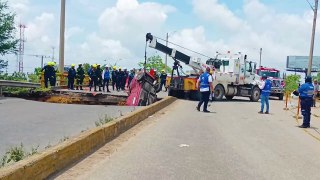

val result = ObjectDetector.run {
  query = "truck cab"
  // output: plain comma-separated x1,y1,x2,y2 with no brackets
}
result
256,67,284,100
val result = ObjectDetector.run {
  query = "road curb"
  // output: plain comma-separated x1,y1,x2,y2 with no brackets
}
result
0,96,176,180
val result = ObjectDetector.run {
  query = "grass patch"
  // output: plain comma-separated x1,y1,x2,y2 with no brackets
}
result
95,115,114,127
0,143,39,168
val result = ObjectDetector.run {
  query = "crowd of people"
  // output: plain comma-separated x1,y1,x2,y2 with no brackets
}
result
86,64,136,92
42,62,168,93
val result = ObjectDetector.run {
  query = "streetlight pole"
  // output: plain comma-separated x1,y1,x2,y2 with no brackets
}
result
165,32,168,72
259,48,262,67
307,0,318,76
59,0,66,73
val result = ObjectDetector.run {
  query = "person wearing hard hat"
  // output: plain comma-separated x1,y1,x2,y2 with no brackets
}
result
122,67,128,90
42,62,55,88
76,63,85,90
50,62,57,87
159,69,167,92
96,64,103,91
102,65,111,92
111,66,118,91
117,67,123,91
67,64,77,90
89,64,98,91
258,74,272,114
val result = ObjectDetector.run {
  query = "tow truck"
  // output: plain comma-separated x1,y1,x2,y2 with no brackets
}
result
146,33,262,101
256,66,284,100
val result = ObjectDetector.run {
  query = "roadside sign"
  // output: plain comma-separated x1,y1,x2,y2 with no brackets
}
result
286,56,320,71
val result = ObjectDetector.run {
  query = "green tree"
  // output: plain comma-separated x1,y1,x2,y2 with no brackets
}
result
83,63,90,74
312,72,320,82
0,1,18,55
284,74,300,95
27,67,42,83
0,1,17,75
0,59,8,74
138,55,171,72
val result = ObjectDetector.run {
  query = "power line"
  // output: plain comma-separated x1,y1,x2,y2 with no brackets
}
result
306,0,315,10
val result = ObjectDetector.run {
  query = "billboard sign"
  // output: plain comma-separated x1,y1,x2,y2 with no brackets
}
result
286,56,320,70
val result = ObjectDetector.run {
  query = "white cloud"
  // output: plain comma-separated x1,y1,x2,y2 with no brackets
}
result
98,0,175,40
65,33,132,66
192,0,248,31
8,0,30,17
66,27,84,41
190,0,316,70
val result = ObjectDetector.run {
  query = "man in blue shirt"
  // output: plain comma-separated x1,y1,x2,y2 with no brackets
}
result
258,74,272,114
296,76,314,128
196,67,214,113
102,65,111,92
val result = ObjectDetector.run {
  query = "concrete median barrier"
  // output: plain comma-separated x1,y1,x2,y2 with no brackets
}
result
0,96,176,180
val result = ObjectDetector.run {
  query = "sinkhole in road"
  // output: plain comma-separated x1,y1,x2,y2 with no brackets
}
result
26,91,128,106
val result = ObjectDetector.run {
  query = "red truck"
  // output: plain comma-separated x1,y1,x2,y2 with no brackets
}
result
256,66,284,100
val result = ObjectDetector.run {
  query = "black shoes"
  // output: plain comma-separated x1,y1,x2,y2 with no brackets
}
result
265,111,269,114
203,110,210,113
258,111,263,114
196,106,200,111
298,125,310,128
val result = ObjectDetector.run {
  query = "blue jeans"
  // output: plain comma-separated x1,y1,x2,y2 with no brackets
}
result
260,95,269,112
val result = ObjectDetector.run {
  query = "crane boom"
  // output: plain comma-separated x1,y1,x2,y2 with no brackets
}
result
146,33,205,73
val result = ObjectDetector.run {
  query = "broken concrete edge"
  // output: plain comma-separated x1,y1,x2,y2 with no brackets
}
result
0,96,177,180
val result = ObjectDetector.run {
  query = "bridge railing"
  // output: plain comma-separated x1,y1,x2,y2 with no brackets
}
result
0,80,41,96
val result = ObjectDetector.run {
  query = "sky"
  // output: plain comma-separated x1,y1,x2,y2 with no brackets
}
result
2,0,320,74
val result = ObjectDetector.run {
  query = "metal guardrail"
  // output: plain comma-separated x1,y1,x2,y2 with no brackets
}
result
0,80,41,96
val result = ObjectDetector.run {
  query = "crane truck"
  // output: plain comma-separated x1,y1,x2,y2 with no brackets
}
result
146,33,262,102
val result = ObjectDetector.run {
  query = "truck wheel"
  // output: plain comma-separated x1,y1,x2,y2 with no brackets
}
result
214,85,225,101
278,93,284,100
138,99,147,106
168,89,175,97
250,86,260,102
190,91,200,101
225,95,234,100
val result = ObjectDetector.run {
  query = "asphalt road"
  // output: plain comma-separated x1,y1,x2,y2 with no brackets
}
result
55,97,320,180
0,97,138,156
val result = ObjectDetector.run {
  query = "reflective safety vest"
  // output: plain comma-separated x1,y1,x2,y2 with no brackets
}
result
262,79,272,96
299,83,314,98
200,72,210,89
104,70,110,80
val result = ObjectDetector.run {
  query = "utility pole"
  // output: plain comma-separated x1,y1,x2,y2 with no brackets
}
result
41,56,44,68
307,0,318,76
52,46,55,61
18,24,26,73
259,48,262,67
59,0,66,73
165,32,168,72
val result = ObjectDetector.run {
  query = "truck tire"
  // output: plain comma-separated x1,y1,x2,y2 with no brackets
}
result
168,89,175,97
214,85,225,101
190,91,200,101
250,86,260,102
225,95,234,100
278,93,284,100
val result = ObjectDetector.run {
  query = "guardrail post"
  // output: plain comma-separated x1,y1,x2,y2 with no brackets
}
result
0,86,2,97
